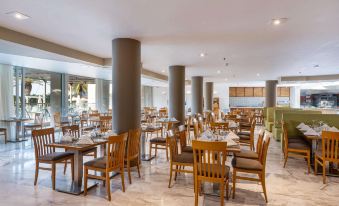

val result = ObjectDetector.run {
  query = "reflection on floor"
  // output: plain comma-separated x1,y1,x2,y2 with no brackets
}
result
0,128,338,206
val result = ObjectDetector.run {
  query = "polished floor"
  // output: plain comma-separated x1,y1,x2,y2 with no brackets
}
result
0,129,338,206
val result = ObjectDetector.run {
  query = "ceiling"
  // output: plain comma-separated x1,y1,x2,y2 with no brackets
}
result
1,0,339,83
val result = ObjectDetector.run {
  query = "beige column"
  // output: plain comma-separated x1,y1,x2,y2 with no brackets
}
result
265,80,278,107
168,66,185,124
205,82,213,111
192,76,203,115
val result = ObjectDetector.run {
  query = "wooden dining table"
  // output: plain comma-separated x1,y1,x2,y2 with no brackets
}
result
47,137,107,195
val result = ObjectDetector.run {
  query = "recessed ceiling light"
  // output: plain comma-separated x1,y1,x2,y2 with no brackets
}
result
200,53,206,57
313,64,320,68
272,18,288,26
161,70,165,73
256,73,260,77
6,11,30,20
217,70,221,74
224,78,228,81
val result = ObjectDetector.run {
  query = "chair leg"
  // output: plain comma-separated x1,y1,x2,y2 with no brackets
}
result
314,157,318,175
149,143,152,158
174,165,178,181
84,167,88,196
121,167,126,192
168,163,173,188
220,182,225,206
322,162,326,184
194,177,198,206
136,159,141,178
232,170,236,199
106,171,111,201
34,162,39,185
166,143,169,161
63,161,67,175
155,145,158,157
307,152,310,174
226,178,229,200
260,172,268,203
283,154,288,168
127,160,132,184
52,163,56,190
71,157,74,181
94,150,97,158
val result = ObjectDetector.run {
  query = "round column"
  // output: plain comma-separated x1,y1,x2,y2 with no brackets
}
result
205,82,213,111
168,65,185,124
112,38,141,134
265,80,278,107
192,76,203,115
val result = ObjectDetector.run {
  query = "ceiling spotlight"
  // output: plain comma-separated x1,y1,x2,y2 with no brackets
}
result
272,18,288,26
225,63,229,67
161,70,165,73
217,70,221,74
313,64,320,68
256,73,260,77
200,53,206,57
6,11,30,20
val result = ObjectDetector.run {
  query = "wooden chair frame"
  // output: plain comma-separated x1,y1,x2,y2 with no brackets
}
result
315,131,339,184
232,132,271,203
84,133,128,201
0,128,7,144
125,128,141,184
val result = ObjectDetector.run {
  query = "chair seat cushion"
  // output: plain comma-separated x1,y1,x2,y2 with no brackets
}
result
24,123,42,127
0,128,6,131
237,131,250,136
198,163,230,178
173,152,194,164
238,135,250,140
84,157,107,169
39,152,73,161
234,150,258,159
288,142,310,150
232,157,263,171
150,137,166,143
182,146,193,153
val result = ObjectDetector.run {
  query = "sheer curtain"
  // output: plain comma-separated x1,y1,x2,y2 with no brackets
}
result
95,79,110,113
0,64,15,140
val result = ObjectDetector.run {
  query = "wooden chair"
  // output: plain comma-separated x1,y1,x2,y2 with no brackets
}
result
32,128,74,190
149,123,170,160
84,133,128,201
168,130,194,188
53,112,69,130
192,118,200,139
0,128,7,144
125,128,141,184
89,113,100,127
315,131,339,184
282,122,311,173
234,128,265,160
192,140,230,206
238,119,256,150
210,122,229,133
61,125,97,174
232,131,271,203
24,113,43,138
99,116,112,133
178,125,192,153
198,116,204,134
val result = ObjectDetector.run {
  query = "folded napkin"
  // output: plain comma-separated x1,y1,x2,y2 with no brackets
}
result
300,124,310,132
225,138,238,147
201,130,214,139
229,121,237,128
227,131,239,140
329,126,339,132
61,134,73,142
296,122,306,129
76,136,94,144
304,128,319,136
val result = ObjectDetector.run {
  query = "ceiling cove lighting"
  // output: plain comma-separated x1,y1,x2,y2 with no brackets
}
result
6,11,30,20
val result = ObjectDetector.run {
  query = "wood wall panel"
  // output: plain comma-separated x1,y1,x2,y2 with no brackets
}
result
229,87,237,97
236,87,245,96
253,87,263,97
229,87,290,97
244,87,254,97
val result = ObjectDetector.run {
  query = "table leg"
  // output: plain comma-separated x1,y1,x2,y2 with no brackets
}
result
56,150,97,195
7,121,27,143
140,132,155,161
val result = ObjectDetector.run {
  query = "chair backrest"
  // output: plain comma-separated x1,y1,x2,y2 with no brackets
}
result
34,113,44,124
89,113,100,118
186,115,192,134
321,131,339,163
177,126,187,150
62,125,80,139
167,130,179,161
249,119,257,142
282,121,289,153
32,128,55,159
210,122,229,132
192,140,228,179
100,116,112,132
53,112,61,124
193,118,199,139
210,112,216,123
259,131,271,171
91,110,99,114
106,133,128,169
198,117,204,133
126,128,141,160
256,128,265,155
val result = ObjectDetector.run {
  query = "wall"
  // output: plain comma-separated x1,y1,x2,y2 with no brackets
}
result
153,86,168,109
214,83,230,112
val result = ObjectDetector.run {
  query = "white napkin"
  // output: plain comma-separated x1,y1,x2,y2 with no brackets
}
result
304,128,319,136
201,130,213,139
296,122,306,129
76,136,94,144
329,126,339,132
227,131,240,140
61,134,73,142
300,124,310,131
225,138,238,147
229,121,237,128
